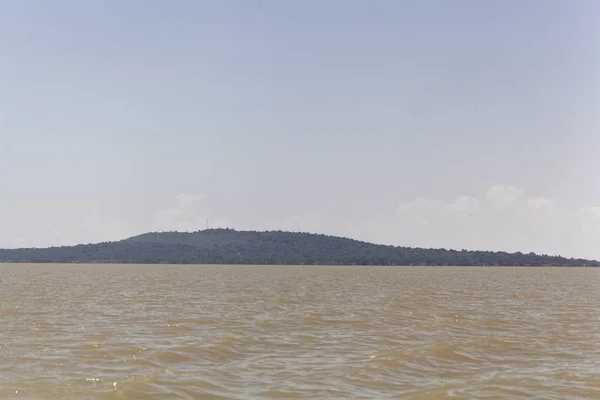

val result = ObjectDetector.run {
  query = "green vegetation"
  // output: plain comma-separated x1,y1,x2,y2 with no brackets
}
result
0,228,597,266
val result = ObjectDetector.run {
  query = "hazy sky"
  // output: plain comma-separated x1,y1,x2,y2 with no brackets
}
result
1,0,599,259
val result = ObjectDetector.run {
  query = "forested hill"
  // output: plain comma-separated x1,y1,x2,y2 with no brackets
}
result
0,228,597,266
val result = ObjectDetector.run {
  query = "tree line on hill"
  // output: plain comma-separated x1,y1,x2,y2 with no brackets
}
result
0,229,597,266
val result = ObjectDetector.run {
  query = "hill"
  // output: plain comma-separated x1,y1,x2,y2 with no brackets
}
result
0,228,597,266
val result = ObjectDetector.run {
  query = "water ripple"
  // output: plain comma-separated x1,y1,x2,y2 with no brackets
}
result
0,264,599,399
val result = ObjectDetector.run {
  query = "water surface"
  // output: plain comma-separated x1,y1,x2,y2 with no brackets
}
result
0,264,599,399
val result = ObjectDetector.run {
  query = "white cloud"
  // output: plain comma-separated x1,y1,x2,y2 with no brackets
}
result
385,186,600,259
0,193,233,248
265,185,600,260
485,185,524,206
2,186,599,260
527,196,556,209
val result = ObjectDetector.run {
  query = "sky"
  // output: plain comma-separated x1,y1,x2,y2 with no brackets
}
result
1,0,599,259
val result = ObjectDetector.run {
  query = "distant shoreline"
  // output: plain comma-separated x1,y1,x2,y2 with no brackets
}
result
1,262,596,268
1,229,597,267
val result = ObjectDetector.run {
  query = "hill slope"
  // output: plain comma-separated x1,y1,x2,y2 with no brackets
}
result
0,228,597,266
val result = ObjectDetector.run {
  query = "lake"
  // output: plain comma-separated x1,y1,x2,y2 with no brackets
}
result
0,264,598,399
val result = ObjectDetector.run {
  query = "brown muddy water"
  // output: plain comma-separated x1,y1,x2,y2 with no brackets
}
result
0,264,599,399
